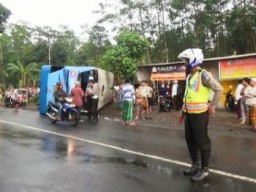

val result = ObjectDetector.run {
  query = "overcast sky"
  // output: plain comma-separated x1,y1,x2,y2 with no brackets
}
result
1,0,106,36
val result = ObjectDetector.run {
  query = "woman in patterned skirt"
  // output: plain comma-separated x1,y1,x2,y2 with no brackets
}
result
244,78,256,131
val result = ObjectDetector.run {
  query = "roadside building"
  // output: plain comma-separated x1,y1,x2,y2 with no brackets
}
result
137,53,256,108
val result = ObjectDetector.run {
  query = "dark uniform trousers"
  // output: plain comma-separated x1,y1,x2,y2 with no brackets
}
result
184,111,211,168
87,95,99,120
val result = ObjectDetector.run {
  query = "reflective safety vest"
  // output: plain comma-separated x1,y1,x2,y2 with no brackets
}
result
184,70,210,113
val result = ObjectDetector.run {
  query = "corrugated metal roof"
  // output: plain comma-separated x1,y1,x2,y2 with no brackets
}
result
138,53,256,67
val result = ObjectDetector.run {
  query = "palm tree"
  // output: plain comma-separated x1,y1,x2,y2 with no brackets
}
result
6,61,40,87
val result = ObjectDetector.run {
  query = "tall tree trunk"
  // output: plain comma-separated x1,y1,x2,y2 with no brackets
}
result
0,39,4,85
137,0,151,64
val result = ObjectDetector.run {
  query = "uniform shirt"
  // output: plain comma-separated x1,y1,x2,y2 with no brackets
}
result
86,82,101,97
200,70,223,108
185,69,223,108
92,83,101,97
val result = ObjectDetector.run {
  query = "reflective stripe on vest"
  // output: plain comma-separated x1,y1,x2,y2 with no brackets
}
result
184,70,210,113
184,102,209,113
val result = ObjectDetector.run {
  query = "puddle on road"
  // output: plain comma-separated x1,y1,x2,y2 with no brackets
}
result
39,133,175,175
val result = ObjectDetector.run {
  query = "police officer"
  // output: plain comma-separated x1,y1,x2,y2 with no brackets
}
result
178,48,223,181
86,76,101,120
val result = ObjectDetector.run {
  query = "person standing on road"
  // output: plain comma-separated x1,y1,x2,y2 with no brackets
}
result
172,80,179,110
71,81,85,117
11,85,19,112
240,78,250,124
244,78,256,131
178,48,223,182
234,79,243,119
122,78,136,126
159,81,167,97
113,82,123,115
146,82,154,113
86,76,101,120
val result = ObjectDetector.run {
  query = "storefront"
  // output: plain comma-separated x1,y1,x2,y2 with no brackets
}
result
137,53,256,108
218,54,256,105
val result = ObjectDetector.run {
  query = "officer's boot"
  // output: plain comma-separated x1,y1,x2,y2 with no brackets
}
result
183,161,200,176
184,148,200,176
191,150,210,181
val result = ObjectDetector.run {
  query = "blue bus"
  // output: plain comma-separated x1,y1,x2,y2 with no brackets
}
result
39,65,114,115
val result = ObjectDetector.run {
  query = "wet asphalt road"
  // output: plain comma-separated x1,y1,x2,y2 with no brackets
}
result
0,108,255,192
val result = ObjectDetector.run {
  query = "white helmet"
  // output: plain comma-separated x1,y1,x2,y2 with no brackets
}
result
178,48,204,69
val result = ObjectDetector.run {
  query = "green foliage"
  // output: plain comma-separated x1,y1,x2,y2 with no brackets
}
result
77,25,111,66
0,3,11,33
116,29,149,59
51,28,80,66
6,61,40,87
30,41,48,64
27,95,39,105
102,29,149,80
8,24,33,62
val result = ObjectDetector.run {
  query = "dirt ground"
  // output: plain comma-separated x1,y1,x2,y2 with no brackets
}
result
99,103,256,138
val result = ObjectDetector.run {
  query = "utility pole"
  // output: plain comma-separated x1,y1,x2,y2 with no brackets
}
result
47,34,51,64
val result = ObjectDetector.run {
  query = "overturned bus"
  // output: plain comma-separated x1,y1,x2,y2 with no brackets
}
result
39,65,114,115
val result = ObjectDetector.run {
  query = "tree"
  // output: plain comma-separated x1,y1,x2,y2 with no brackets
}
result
32,26,60,64
102,29,149,80
77,25,111,66
50,26,80,66
0,3,11,85
0,3,11,33
6,61,40,87
8,23,33,63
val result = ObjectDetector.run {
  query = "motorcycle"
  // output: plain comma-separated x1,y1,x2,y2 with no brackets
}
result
224,89,236,111
159,94,172,112
4,95,13,108
46,97,79,126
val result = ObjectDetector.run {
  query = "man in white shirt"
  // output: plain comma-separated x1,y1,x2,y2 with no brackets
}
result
86,76,101,120
172,80,179,110
234,79,243,119
11,86,19,112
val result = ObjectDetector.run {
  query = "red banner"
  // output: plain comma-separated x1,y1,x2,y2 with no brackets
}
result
220,57,256,80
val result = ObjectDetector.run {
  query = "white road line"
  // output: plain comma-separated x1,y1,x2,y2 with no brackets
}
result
0,119,256,184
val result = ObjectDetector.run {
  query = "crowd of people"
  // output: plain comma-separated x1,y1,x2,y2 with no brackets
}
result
0,86,40,112
112,78,186,127
53,76,101,121
235,77,256,131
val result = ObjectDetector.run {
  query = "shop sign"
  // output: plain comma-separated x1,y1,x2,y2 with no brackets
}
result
150,64,186,81
220,56,256,80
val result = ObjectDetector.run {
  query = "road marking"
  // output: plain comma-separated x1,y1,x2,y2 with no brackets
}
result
1,119,256,184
